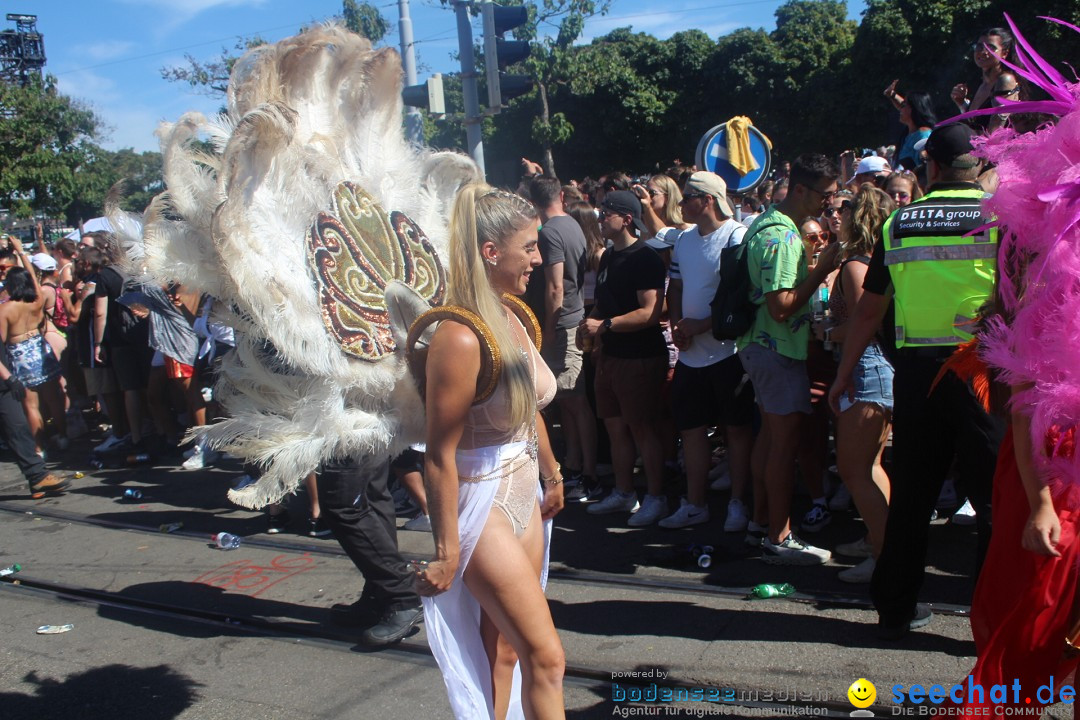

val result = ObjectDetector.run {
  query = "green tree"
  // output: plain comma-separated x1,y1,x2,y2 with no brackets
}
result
0,75,105,223
107,148,166,215
511,0,613,178
342,0,390,42
159,37,267,98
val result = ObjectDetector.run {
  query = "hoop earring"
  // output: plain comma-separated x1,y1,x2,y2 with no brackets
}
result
486,257,497,267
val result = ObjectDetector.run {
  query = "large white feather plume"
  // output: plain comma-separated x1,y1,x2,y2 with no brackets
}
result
140,25,480,507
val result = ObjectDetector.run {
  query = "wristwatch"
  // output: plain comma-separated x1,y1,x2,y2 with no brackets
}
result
602,318,613,332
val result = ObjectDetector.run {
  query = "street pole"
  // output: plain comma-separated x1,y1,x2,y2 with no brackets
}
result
453,0,485,177
397,0,423,145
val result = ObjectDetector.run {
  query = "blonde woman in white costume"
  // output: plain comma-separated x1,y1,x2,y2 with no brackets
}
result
413,184,566,719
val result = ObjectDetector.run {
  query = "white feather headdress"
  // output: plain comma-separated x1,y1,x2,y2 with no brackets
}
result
125,25,480,507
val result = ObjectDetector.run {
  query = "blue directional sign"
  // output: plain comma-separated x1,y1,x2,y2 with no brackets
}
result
695,123,773,194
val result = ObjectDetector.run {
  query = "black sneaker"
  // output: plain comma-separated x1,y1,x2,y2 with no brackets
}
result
308,517,332,537
878,604,933,641
360,605,424,647
331,595,381,628
267,511,290,534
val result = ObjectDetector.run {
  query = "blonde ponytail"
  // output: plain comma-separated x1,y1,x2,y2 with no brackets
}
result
447,184,539,430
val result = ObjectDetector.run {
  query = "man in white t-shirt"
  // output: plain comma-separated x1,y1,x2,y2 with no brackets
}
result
659,171,755,532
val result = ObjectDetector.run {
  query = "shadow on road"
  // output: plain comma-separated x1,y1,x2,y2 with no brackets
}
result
0,663,201,720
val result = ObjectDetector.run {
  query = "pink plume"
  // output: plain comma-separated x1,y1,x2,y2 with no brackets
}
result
964,16,1080,492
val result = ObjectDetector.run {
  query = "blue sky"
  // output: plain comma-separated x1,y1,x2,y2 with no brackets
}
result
31,0,866,153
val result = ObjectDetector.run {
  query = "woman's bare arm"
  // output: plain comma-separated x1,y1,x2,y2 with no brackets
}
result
416,321,481,595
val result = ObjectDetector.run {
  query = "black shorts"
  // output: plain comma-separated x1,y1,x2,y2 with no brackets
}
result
110,344,153,392
670,354,755,430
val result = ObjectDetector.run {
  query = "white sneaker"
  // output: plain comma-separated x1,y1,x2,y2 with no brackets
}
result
659,498,710,529
628,494,669,527
828,484,852,511
745,521,768,547
587,490,639,515
94,433,130,453
951,498,977,526
762,533,831,565
182,446,221,470
723,498,749,532
835,535,874,559
838,556,876,584
402,514,432,532
182,446,198,460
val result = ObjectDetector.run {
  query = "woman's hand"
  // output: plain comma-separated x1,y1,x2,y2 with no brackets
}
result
951,83,969,108
1022,500,1062,557
414,558,458,596
883,79,899,98
541,481,564,521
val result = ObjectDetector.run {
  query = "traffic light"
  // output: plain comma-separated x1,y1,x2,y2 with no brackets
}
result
481,1,532,112
402,73,446,116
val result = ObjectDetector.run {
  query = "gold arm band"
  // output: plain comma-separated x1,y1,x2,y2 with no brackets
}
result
406,305,501,404
502,293,542,350
541,462,561,485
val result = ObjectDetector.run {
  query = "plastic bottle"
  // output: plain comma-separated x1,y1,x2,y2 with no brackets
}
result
0,563,21,577
126,453,151,465
812,286,830,320
123,489,143,501
212,532,242,550
749,583,796,599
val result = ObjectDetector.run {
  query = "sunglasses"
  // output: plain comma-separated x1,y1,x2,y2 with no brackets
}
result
891,191,911,200
679,193,708,204
803,231,830,243
800,183,838,201
972,42,1002,55
599,209,627,220
647,188,664,197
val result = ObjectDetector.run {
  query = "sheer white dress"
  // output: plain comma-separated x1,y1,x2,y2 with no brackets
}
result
422,313,557,719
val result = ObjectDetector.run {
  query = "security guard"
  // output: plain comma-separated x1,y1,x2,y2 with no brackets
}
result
829,123,1006,640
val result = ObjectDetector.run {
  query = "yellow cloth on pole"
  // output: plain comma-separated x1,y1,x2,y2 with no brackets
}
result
726,116,771,177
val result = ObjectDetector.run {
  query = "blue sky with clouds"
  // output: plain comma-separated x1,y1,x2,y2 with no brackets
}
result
31,0,865,153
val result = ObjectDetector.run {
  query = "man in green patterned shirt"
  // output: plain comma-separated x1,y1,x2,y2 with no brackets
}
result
737,154,842,565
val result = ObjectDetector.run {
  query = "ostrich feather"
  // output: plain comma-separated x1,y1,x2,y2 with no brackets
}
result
139,24,479,508
959,16,1080,492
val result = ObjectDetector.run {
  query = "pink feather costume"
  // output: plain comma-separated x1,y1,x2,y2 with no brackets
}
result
951,15,1080,717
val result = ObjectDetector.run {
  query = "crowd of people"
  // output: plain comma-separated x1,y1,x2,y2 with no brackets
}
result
0,19,1076,720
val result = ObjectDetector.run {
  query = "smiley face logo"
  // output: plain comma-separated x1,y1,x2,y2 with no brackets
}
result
847,678,876,709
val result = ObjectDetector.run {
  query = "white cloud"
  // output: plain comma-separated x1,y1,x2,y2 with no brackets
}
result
578,9,742,44
116,0,269,33
72,41,136,62
56,70,120,105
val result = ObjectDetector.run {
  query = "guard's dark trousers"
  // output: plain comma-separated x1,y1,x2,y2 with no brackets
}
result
318,458,419,612
871,349,1005,627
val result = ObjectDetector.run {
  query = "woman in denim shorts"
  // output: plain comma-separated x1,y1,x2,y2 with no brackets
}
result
816,185,897,584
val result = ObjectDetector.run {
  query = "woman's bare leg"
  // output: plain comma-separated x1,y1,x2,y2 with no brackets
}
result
466,502,564,719
836,402,892,556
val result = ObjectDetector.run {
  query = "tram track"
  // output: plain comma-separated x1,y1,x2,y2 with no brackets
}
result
0,571,853,718
0,500,971,617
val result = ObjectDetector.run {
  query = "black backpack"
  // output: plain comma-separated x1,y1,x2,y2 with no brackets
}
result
710,239,757,341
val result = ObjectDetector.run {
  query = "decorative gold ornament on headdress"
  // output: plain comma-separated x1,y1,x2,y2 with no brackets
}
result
307,181,446,360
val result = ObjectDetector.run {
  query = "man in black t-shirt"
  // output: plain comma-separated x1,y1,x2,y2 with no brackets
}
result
579,191,669,527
